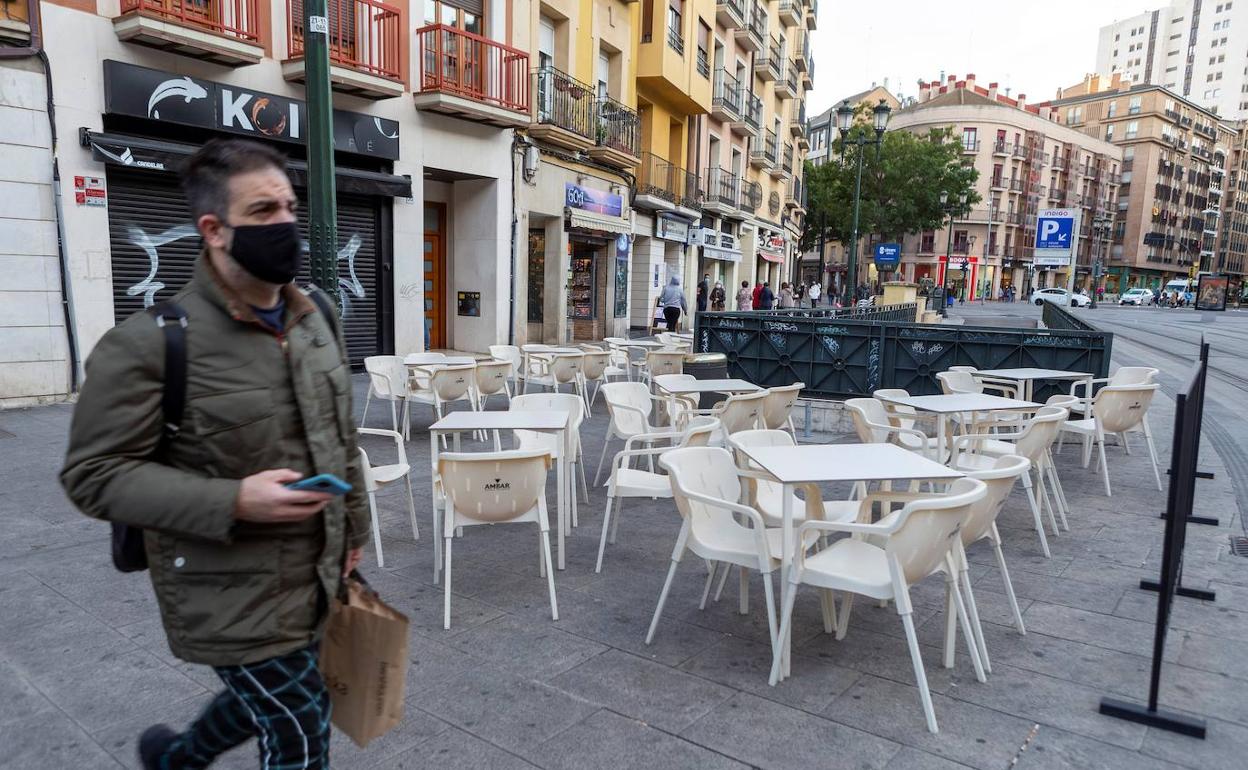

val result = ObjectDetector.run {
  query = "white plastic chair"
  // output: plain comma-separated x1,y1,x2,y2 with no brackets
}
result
1068,366,1158,411
653,373,702,426
356,428,420,570
595,417,719,572
438,450,557,629
512,392,590,522
729,429,865,528
489,345,524,392
595,381,669,486
526,352,586,402
760,383,804,439
639,349,685,386
361,356,408,433
769,478,989,733
407,364,478,443
1059,384,1162,495
579,350,614,409
475,359,513,411
646,446,808,651
950,405,1069,558
845,397,942,461
711,389,769,438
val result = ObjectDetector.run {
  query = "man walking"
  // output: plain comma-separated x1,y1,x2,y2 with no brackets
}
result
696,273,710,313
61,139,369,770
809,281,821,306
751,280,764,310
759,281,776,310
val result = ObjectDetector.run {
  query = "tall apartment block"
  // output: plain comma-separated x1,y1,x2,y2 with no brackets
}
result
1096,0,1248,118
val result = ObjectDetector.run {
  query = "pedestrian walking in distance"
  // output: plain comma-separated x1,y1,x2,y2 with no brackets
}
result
778,282,796,308
759,281,776,310
659,276,688,331
696,273,710,313
710,280,726,311
809,281,822,306
736,280,753,310
61,138,370,770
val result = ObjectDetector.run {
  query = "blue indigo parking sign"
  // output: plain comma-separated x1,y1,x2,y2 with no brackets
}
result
873,243,901,270
1033,208,1079,266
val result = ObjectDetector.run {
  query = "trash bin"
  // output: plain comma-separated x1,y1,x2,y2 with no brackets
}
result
946,291,955,307
683,352,729,409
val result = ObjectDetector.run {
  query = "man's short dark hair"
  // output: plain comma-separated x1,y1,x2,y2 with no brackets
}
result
181,138,289,221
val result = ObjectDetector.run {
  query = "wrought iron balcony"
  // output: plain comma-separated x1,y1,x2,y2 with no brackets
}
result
778,0,801,27
754,35,782,80
666,23,684,55
590,96,641,168
704,167,741,213
735,2,765,52
712,68,742,122
285,0,405,97
116,0,264,66
794,31,809,72
530,67,598,149
636,152,700,211
716,0,746,30
733,91,762,137
415,24,530,126
806,0,817,29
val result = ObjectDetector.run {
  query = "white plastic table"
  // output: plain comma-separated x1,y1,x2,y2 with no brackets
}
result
736,443,965,680
404,354,477,367
877,392,1041,459
429,411,573,569
974,367,1094,402
655,378,760,425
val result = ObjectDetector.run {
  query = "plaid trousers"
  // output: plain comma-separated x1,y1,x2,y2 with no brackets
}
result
159,645,331,769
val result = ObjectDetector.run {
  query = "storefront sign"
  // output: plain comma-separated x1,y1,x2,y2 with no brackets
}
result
102,60,400,160
1033,208,1079,266
759,233,785,263
615,233,631,259
873,243,901,270
565,183,623,217
73,175,106,207
655,214,692,243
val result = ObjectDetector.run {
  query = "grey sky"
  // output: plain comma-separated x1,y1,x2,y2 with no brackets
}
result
807,0,1157,118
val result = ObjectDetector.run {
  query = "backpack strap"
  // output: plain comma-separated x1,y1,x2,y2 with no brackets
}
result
147,301,188,449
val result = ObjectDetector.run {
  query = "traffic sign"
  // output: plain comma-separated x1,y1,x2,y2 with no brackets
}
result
1033,208,1079,266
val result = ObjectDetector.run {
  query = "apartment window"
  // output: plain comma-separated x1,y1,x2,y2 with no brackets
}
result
1125,120,1139,139
1170,33,1182,40
1114,33,1120,41
1066,106,1083,124
1214,20,1222,30
961,127,978,150
1113,49,1119,57
1217,71,1224,80
424,0,483,33
697,21,710,77
667,0,683,54
1124,146,1134,160
1106,124,1115,141
1128,95,1141,114
1167,66,1178,73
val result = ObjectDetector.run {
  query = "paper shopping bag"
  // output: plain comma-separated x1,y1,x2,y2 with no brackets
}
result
320,576,410,747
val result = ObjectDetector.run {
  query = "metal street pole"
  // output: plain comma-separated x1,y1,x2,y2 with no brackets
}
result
1064,210,1082,307
304,0,340,307
817,211,827,304
845,137,865,307
940,215,955,317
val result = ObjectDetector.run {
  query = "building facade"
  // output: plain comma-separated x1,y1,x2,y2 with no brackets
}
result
1095,0,1248,119
511,0,640,345
1047,73,1243,293
890,75,1123,300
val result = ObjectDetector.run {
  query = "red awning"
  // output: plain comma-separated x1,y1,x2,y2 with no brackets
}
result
759,251,784,263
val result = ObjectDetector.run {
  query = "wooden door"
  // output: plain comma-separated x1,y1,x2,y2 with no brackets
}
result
423,233,445,349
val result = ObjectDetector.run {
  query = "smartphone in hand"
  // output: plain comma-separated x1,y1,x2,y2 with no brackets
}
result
285,473,352,496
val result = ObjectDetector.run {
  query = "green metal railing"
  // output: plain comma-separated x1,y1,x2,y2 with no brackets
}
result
1041,301,1098,332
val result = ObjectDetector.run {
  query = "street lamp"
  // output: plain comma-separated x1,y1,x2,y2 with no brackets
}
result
1089,213,1113,309
962,235,977,302
938,190,968,316
836,98,892,306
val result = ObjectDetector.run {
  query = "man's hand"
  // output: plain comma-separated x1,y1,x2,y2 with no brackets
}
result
343,546,364,577
234,469,332,523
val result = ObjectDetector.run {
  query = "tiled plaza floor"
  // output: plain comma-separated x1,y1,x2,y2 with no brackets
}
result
1,371,1246,769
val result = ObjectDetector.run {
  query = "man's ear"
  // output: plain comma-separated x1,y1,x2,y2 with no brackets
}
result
198,214,228,251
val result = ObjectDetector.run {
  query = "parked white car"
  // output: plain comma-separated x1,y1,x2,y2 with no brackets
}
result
1033,288,1091,307
1118,288,1154,306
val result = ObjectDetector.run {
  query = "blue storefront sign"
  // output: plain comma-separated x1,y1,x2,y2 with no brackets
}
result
566,183,623,216
873,242,901,270
1033,208,1078,266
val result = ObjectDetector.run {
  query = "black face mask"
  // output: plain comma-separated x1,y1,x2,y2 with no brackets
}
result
228,221,303,285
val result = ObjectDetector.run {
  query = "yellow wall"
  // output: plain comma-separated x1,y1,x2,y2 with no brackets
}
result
518,0,637,107
634,0,714,167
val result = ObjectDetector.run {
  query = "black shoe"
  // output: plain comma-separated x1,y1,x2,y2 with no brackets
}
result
138,724,178,770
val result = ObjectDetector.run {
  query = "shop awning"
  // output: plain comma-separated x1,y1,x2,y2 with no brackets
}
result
759,251,785,263
567,208,631,235
702,246,741,263
82,130,413,198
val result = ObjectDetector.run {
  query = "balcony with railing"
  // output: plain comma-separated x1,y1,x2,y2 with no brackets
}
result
704,167,741,215
734,91,762,137
636,152,701,212
778,0,801,26
712,68,742,122
806,0,817,29
740,179,763,214
414,24,530,127
776,62,798,99
801,55,813,90
790,101,806,138
794,31,809,72
750,130,776,169
529,67,596,150
285,0,406,97
716,0,746,29
589,96,640,168
755,35,782,80
779,141,794,178
735,2,765,52
992,139,1010,156
786,175,803,209
115,0,264,65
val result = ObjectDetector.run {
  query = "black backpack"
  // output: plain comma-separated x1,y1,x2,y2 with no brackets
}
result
111,291,340,573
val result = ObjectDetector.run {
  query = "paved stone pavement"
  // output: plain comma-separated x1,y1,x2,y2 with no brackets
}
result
2,363,1247,769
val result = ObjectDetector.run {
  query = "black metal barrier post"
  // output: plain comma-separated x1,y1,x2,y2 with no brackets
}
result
1099,343,1209,739
1157,341,1219,527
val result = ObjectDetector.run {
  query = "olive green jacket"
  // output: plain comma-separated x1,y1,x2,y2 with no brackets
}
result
61,256,370,667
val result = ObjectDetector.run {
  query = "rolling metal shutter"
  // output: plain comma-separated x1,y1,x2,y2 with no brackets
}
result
105,166,386,365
